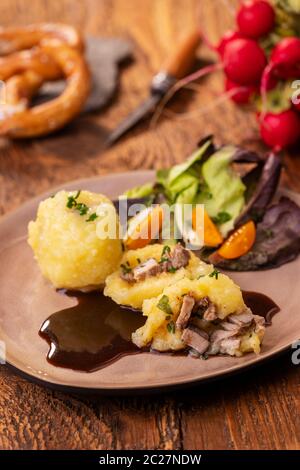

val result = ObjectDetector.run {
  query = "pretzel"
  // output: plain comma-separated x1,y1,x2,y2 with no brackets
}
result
0,23,84,55
0,48,62,81
0,44,90,137
0,24,90,138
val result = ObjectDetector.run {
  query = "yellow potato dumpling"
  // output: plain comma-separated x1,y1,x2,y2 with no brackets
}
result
28,190,122,290
132,274,246,351
104,244,212,309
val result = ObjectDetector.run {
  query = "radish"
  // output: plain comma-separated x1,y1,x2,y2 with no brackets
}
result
237,1,275,39
225,78,257,104
224,38,267,85
217,30,244,57
270,37,300,79
259,110,300,151
260,38,300,116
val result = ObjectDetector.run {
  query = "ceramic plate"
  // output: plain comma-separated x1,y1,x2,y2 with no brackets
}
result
0,171,299,394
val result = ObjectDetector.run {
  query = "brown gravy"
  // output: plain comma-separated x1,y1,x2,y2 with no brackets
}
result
39,291,145,372
39,290,280,372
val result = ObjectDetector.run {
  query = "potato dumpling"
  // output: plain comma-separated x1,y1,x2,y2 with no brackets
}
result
104,244,212,309
28,190,122,290
132,274,246,350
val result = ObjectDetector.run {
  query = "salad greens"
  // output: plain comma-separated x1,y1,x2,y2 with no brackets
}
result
124,138,246,235
195,146,246,235
124,182,154,199
209,197,300,271
122,135,300,271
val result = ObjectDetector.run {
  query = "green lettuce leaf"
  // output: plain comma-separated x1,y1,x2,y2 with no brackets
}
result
124,182,154,199
196,146,246,235
123,138,246,236
167,140,211,184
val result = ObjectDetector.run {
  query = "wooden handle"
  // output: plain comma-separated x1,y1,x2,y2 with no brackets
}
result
162,29,202,79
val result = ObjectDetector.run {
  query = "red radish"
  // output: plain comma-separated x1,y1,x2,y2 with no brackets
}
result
224,38,267,85
217,30,244,57
225,78,257,104
270,37,300,79
260,38,300,115
259,110,300,151
237,1,275,39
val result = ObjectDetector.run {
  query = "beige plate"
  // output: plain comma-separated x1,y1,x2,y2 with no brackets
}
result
0,171,299,394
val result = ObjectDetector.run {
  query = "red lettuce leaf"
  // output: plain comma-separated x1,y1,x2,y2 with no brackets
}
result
209,197,300,271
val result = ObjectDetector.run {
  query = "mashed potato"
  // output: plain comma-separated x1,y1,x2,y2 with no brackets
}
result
104,244,212,309
132,274,246,350
28,190,122,290
132,273,265,356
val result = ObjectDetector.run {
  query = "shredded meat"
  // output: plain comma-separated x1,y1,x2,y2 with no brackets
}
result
218,338,241,356
193,296,209,312
176,294,195,330
227,308,253,327
203,302,218,321
133,258,160,281
193,296,218,321
253,315,265,335
182,325,210,355
170,244,191,269
120,244,191,283
208,309,266,356
208,329,238,355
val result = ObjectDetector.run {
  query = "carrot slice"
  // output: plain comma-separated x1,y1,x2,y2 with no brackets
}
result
218,220,256,259
124,205,164,250
192,207,223,247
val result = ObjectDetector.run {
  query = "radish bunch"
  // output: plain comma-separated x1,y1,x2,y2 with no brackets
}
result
215,0,300,151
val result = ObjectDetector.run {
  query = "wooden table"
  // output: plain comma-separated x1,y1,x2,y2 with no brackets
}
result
0,0,299,450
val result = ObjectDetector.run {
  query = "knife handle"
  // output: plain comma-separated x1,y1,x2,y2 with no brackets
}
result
162,29,202,80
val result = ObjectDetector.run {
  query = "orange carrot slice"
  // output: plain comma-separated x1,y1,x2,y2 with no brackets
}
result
218,220,256,259
192,207,223,247
124,205,164,250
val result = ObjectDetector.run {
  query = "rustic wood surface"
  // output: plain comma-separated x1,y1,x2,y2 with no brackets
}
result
0,0,299,450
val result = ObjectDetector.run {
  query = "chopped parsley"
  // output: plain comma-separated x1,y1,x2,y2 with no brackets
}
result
209,268,220,280
167,266,177,273
120,263,132,274
167,321,175,334
66,191,98,222
86,212,98,222
157,295,172,315
160,245,171,263
76,202,89,216
66,190,81,209
212,211,232,225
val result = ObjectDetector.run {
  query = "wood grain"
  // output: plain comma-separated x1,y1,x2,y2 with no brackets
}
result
0,0,299,450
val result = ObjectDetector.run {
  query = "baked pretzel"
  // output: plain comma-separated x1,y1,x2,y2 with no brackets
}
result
0,48,62,81
0,23,84,55
0,44,90,137
0,24,90,138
